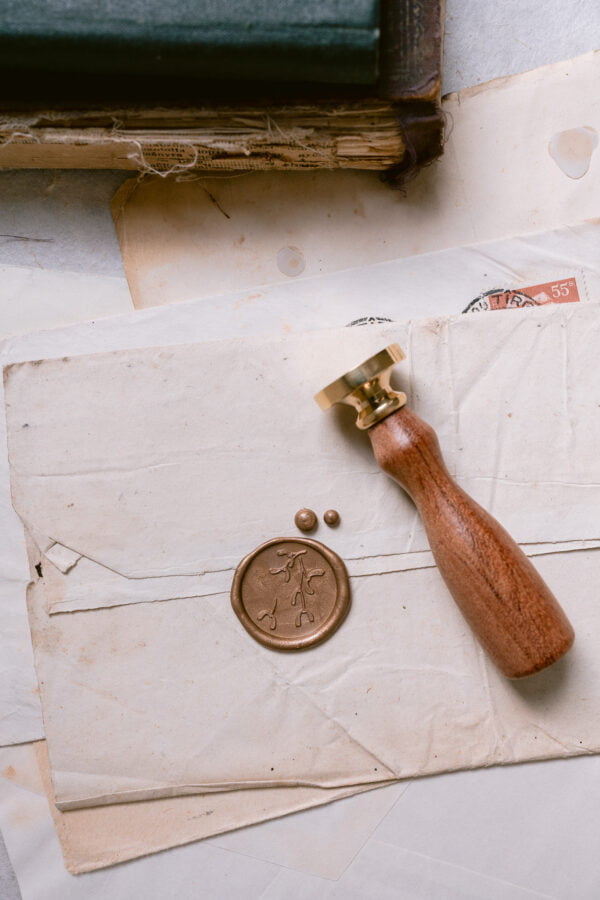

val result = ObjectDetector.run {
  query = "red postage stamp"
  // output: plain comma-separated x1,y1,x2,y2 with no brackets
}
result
463,277,581,313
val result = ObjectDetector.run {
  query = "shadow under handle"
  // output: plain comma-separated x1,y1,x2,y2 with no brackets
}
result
368,406,574,678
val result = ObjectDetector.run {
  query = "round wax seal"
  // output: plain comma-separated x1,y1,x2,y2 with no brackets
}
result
231,537,350,651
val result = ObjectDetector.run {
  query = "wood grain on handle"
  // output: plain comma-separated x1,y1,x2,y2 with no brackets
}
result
369,406,574,678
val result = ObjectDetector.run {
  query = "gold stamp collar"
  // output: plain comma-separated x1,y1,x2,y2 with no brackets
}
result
315,344,407,430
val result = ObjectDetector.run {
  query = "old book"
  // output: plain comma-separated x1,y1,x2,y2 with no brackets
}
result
0,0,443,183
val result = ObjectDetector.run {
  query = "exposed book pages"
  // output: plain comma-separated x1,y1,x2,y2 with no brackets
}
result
0,104,409,175
0,2,443,182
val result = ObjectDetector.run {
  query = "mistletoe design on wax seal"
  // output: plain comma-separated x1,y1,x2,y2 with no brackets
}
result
231,537,350,651
267,548,325,628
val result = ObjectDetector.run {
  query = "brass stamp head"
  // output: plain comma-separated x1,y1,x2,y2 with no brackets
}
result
314,344,407,430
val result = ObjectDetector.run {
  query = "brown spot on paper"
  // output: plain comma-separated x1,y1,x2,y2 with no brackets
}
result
549,127,598,179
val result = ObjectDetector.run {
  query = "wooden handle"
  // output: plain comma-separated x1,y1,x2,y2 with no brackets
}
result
369,406,574,678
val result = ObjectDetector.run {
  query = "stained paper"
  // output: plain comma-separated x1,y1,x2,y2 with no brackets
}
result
112,54,600,309
5,304,600,810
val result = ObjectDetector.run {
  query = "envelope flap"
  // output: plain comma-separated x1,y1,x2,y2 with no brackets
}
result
5,306,600,585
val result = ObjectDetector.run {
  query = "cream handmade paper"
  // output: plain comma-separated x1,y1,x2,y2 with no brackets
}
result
5,303,600,811
3,233,597,745
14,551,600,878
23,524,600,814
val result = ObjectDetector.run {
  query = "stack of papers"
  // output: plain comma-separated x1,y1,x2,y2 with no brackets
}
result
1,52,600,893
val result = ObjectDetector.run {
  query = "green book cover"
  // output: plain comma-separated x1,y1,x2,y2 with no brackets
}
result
0,0,380,85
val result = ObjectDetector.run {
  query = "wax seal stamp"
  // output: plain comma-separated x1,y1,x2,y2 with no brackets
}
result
231,537,350,651
315,343,574,678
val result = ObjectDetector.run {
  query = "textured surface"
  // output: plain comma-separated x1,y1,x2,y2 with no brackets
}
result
0,170,127,276
443,0,600,94
0,832,20,900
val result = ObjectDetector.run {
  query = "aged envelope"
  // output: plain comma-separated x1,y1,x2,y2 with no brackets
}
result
22,519,600,814
0,236,598,874
111,218,600,334
111,53,600,309
5,304,600,811
4,239,596,745
1,290,597,871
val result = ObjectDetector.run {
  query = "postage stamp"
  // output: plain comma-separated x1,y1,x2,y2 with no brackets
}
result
463,277,581,313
